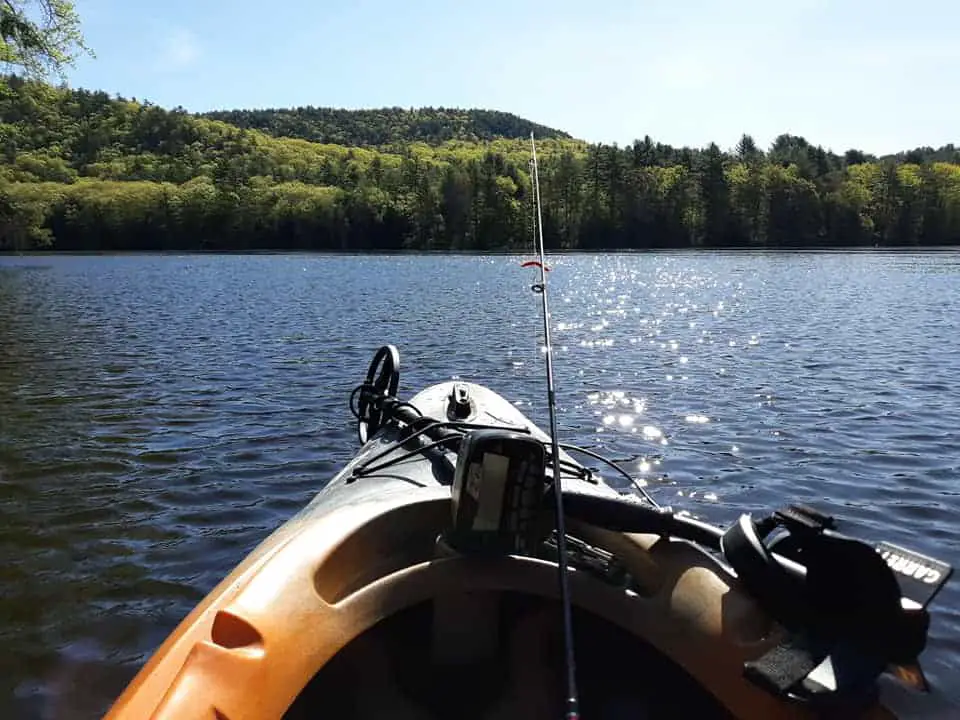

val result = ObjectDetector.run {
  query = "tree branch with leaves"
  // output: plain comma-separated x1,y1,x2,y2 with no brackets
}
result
0,0,91,78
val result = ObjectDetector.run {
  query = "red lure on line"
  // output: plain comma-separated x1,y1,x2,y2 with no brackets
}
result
520,260,551,271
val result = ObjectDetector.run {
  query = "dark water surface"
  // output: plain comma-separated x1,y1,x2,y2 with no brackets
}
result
2,252,959,718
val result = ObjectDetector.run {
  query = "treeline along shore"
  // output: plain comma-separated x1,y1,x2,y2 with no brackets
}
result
2,75,959,252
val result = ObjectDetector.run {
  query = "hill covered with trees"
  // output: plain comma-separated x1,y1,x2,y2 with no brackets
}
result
1,75,959,252
200,107,571,147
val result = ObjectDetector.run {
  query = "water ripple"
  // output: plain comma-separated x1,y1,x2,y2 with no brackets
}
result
2,252,960,718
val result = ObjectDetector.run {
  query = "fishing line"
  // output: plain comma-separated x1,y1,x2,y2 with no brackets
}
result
527,133,580,720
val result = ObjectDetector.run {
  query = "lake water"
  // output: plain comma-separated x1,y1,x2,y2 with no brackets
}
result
1,251,959,719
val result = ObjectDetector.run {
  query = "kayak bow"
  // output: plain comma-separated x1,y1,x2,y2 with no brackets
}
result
104,345,952,720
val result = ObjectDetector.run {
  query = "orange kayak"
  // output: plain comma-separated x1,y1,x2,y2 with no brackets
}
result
105,346,950,720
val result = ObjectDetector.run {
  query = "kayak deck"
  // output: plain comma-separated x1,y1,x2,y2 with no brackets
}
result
103,370,940,720
103,483,836,720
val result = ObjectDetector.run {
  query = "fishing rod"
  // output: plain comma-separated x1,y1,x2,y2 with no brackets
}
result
527,133,580,720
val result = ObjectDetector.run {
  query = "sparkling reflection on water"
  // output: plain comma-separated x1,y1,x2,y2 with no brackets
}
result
1,251,959,718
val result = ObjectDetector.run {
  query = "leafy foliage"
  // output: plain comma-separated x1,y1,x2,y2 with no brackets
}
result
1,76,960,252
0,0,91,78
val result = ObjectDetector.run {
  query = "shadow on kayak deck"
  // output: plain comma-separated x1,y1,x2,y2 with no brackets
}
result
285,592,733,720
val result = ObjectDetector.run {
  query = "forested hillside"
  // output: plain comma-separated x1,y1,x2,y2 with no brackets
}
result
1,75,959,252
200,107,570,147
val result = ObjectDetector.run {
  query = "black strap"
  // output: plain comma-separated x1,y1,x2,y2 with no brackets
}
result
721,505,929,706
721,513,808,628
744,633,829,695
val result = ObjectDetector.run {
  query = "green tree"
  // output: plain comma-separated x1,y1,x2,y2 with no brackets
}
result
698,143,731,246
728,162,767,245
765,165,822,246
735,134,762,163
0,0,91,78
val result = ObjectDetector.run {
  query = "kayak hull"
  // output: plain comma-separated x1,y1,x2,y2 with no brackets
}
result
104,381,898,720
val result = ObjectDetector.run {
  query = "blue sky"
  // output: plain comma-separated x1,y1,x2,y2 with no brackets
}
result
66,0,958,155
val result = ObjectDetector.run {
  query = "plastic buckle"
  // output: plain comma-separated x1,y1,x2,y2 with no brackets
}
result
774,504,835,535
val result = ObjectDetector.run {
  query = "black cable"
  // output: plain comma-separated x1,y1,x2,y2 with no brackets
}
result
350,418,531,478
349,435,462,479
559,443,661,509
547,453,593,482
348,382,371,420
388,401,423,418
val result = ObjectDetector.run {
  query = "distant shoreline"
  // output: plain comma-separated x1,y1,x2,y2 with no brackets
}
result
4,246,960,258
3,78,960,256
